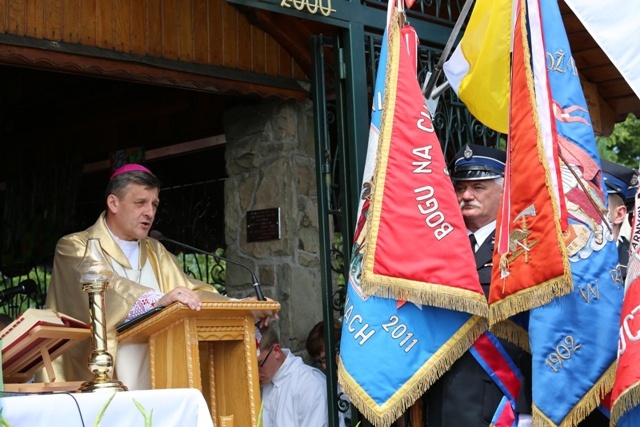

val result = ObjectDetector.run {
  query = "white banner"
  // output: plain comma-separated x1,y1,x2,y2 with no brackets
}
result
564,1,640,101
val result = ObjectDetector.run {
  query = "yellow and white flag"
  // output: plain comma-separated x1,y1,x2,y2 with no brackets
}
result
443,0,512,134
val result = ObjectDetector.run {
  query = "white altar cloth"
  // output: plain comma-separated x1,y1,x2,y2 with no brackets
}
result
0,388,214,427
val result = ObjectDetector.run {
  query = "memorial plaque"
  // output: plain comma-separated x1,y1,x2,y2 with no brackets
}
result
246,208,281,242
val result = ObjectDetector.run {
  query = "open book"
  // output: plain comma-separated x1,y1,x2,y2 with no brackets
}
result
1,308,91,383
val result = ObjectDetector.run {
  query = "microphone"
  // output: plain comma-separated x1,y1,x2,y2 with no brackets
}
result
149,230,266,301
0,279,37,302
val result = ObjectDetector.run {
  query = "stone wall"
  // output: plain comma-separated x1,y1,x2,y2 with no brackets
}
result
223,99,323,353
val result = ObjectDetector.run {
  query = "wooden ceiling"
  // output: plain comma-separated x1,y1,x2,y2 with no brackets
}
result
0,2,637,188
559,1,639,129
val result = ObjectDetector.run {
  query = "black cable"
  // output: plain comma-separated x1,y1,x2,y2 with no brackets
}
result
62,392,87,427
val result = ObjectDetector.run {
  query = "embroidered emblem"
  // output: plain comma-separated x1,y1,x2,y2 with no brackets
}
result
564,224,590,257
507,205,538,263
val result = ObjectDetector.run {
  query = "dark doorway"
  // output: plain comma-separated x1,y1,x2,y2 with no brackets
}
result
0,64,257,312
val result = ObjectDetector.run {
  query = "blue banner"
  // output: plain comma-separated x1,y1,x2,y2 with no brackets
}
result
337,9,486,426
618,407,640,427
340,283,482,423
528,0,623,425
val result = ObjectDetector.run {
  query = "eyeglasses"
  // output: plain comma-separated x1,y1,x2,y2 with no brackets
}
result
258,345,274,367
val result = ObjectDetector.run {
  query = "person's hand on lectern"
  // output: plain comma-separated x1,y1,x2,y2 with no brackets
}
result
243,296,279,328
157,286,203,311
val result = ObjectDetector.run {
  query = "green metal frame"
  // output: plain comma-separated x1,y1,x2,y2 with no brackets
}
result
226,0,453,45
239,0,501,425
310,27,504,427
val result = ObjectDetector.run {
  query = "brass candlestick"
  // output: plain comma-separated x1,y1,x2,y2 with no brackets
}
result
76,237,128,392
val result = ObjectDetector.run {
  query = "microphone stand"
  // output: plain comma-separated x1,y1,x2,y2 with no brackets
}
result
150,231,266,301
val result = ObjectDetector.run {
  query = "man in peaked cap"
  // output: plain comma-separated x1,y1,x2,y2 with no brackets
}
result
425,143,532,427
448,143,508,296
602,159,638,253
450,143,506,279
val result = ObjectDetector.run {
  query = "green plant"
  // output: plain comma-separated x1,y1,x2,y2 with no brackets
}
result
597,113,640,167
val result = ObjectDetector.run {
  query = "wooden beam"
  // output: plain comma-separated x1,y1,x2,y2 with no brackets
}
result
82,135,227,173
0,135,227,191
0,36,308,100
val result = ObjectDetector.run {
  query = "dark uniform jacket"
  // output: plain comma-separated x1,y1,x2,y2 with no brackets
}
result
619,236,630,282
425,230,531,426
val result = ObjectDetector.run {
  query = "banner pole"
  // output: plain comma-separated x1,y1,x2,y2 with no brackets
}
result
423,0,475,99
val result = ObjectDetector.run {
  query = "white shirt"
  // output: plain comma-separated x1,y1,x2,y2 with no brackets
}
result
261,349,328,427
469,220,496,252
104,221,159,390
112,257,159,391
104,219,140,269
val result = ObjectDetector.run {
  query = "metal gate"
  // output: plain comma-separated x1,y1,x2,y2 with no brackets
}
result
310,26,503,427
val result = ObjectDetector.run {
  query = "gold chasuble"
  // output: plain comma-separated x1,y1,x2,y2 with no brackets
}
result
40,212,221,383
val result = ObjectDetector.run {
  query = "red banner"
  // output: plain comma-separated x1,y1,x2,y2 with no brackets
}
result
612,192,640,425
612,271,640,423
361,24,487,317
488,0,571,324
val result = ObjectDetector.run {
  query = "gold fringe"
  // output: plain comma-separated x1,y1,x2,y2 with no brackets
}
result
363,4,400,303
338,316,488,426
360,273,490,318
488,271,572,326
361,0,503,321
489,0,573,327
611,377,640,425
358,8,491,319
531,363,616,427
514,8,615,424
490,319,530,353
532,405,559,427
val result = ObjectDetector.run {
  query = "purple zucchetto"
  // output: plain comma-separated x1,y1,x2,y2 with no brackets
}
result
110,164,153,180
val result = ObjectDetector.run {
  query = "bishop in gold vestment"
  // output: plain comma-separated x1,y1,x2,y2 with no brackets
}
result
43,211,224,383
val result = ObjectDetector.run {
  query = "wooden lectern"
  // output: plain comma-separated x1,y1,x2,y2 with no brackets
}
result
117,300,280,427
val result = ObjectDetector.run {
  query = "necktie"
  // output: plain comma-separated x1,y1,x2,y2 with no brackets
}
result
469,233,477,252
